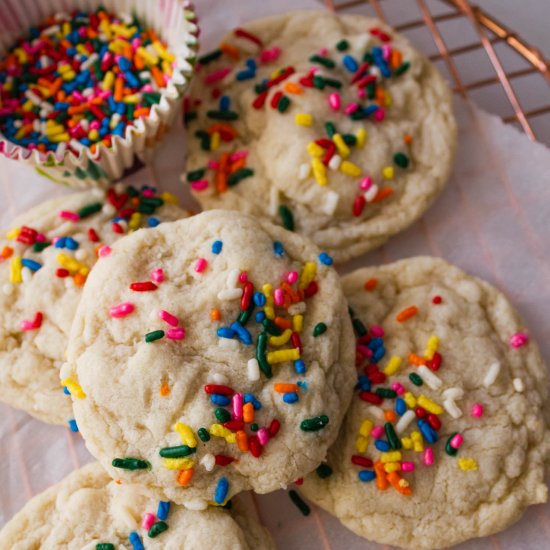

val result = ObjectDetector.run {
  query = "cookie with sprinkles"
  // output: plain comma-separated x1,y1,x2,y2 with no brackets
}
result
0,185,186,425
62,210,355,507
184,11,456,262
0,462,274,549
300,257,550,549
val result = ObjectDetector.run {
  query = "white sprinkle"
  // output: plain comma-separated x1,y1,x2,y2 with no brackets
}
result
80,119,90,132
21,267,33,283
114,182,126,194
322,191,340,215
443,399,463,419
43,24,61,35
200,453,215,472
13,120,23,129
513,378,525,392
442,387,464,401
328,154,342,171
288,302,306,315
364,184,379,202
298,163,311,180
367,406,385,421
69,139,86,153
80,52,98,71
55,141,67,158
2,283,14,295
217,288,242,301
483,361,501,387
184,499,208,511
75,249,88,261
226,268,240,289
218,338,239,350
210,372,229,385
247,358,260,381
268,187,279,217
102,203,116,217
395,410,416,435
418,365,443,390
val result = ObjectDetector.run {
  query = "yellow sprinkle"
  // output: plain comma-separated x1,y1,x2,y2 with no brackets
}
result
61,377,86,399
306,142,324,157
384,356,403,376
269,329,292,347
49,133,70,143
264,306,275,320
383,462,401,473
382,166,394,180
295,113,313,126
292,315,303,333
162,60,173,76
356,128,367,148
160,192,179,205
355,435,369,453
339,161,361,177
417,395,443,415
381,451,402,463
209,424,236,443
174,422,197,448
102,71,115,91
88,129,99,142
384,94,392,108
458,458,478,471
411,431,424,452
129,213,142,231
210,131,221,151
424,335,439,360
267,349,300,364
262,283,273,297
62,71,76,81
163,457,194,470
22,100,34,112
76,44,89,57
62,22,71,36
57,253,87,274
45,125,65,137
6,227,20,240
262,284,274,320
100,20,112,39
122,95,141,105
137,46,159,66
311,158,327,186
9,256,22,284
111,24,137,38
401,437,413,450
299,262,317,290
359,419,373,437
403,391,417,409
152,41,174,61
332,134,350,158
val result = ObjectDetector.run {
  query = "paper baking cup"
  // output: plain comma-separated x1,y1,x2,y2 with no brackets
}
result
0,0,198,188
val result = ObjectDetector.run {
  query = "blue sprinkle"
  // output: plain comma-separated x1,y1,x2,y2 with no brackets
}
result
217,327,235,339
358,470,376,482
359,381,371,392
246,58,257,69
273,241,284,257
375,439,391,452
372,347,386,363
212,240,223,254
129,531,144,550
54,237,67,249
63,386,70,395
253,292,266,307
53,102,70,110
119,57,132,71
396,398,406,416
124,71,140,88
211,394,230,407
319,252,333,266
417,419,438,444
214,476,229,504
296,381,308,390
363,105,379,117
255,311,266,323
294,359,306,375
368,337,384,350
219,96,230,111
244,393,261,410
230,322,252,345
157,501,170,521
283,392,299,404
342,54,359,72
148,217,160,227
21,259,42,272
236,69,255,81
68,419,78,432
65,237,79,250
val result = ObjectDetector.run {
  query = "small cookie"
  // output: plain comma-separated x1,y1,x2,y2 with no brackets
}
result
62,210,355,507
184,11,456,262
301,257,550,549
0,462,274,549
0,185,186,425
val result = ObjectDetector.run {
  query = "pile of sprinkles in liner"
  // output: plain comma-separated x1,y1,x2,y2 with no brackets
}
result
106,238,333,504
0,7,175,154
185,24,413,222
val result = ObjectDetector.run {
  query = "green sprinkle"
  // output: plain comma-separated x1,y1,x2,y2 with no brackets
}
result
309,54,336,69
187,168,206,182
325,121,336,138
140,197,164,208
336,39,349,51
255,82,267,94
350,110,366,121
145,330,165,343
277,95,291,113
198,49,222,65
445,433,459,457
367,81,376,100
159,445,196,458
316,464,333,479
352,318,367,337
33,241,50,252
278,205,294,231
237,300,255,326
343,133,357,146
138,203,155,215
300,415,329,432
262,318,282,336
376,388,397,399
250,423,259,432
126,185,139,197
96,545,115,550
197,427,210,442
394,152,410,168
256,331,272,378
206,110,238,120
313,322,327,337
77,202,102,218
215,407,231,423
289,490,310,516
112,457,150,470
385,422,402,450
394,61,411,76
313,75,325,90
183,111,197,125
322,77,342,89
148,521,169,538
228,168,254,186
348,306,355,317
409,373,423,386
363,52,374,64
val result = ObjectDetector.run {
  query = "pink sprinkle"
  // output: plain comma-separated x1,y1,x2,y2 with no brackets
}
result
356,345,373,358
391,382,405,395
344,103,359,115
471,403,484,418
257,427,269,446
401,461,415,472
357,88,366,99
59,210,79,222
109,303,135,318
142,84,154,93
360,176,373,190
159,310,179,327
370,425,385,439
142,513,155,530
273,288,284,307
20,320,36,331
191,180,209,191
151,268,164,283
328,92,341,111
259,47,281,63
509,332,529,348
232,393,243,421
287,271,298,284
230,150,248,162
20,312,43,331
35,233,46,242
166,328,185,340
424,448,434,466
89,120,100,130
142,189,155,198
370,325,385,337
207,160,219,170
194,258,208,273
374,108,385,122
450,433,463,449
318,48,329,56
204,67,232,85
239,272,248,283
98,245,111,257
382,44,392,61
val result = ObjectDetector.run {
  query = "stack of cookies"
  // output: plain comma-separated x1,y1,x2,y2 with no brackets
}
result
1,8,548,550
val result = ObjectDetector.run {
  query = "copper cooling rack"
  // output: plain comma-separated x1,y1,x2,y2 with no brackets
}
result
324,0,550,145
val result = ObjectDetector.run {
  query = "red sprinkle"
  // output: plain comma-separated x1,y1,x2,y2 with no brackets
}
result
359,391,383,405
353,195,366,217
240,282,253,311
432,295,442,304
426,414,441,431
304,281,319,298
129,281,158,292
234,27,263,47
249,436,262,458
56,268,70,278
270,90,283,109
215,455,236,466
428,352,442,371
294,478,304,486
415,407,427,419
223,420,244,431
351,455,374,468
291,332,302,353
88,228,99,242
204,384,235,396
268,419,281,437
252,91,268,110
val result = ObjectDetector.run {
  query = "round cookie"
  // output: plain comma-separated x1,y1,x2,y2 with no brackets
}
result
300,257,550,549
62,209,356,507
0,462,275,549
184,11,456,262
0,185,186,425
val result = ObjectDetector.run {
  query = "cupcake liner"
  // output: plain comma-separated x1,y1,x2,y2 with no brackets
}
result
0,0,199,188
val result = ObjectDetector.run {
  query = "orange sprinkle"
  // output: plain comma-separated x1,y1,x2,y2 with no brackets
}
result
384,410,397,423
372,187,394,203
67,104,88,115
390,49,403,70
134,107,150,118
408,353,425,366
229,158,246,173
375,88,385,104
37,143,47,153
374,461,389,490
160,382,171,396
284,82,303,95
236,430,249,452
243,402,254,423
1,246,13,259
403,134,413,145
274,316,292,330
114,77,124,102
387,471,412,496
396,306,418,323
151,66,166,88
281,282,300,303
220,43,240,60
134,53,145,71
210,308,221,321
207,123,238,139
364,278,378,291
73,273,86,286
177,468,194,486
215,171,227,194
274,383,298,394
115,479,122,485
